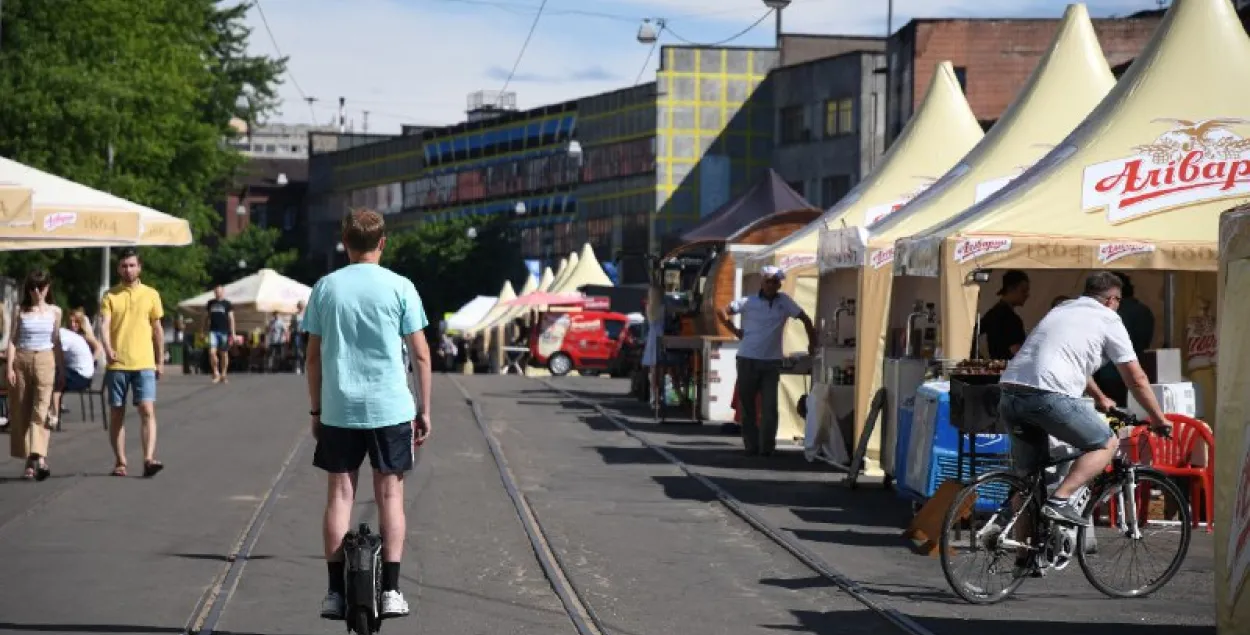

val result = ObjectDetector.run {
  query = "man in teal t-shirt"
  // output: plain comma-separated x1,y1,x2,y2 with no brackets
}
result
305,208,432,621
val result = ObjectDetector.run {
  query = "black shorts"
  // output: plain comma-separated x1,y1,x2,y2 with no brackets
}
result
312,421,414,474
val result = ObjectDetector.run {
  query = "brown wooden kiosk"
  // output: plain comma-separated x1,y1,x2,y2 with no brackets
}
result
650,169,819,423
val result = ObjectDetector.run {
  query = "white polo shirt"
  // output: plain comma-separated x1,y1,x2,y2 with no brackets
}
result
59,328,96,378
727,292,803,361
1001,296,1137,398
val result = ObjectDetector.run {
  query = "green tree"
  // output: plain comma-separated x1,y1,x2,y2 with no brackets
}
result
204,225,298,288
383,217,530,327
0,0,286,312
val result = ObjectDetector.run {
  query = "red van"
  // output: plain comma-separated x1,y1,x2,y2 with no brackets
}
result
531,310,631,376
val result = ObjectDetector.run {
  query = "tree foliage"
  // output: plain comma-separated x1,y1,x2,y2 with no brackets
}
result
382,217,531,326
0,0,286,312
204,225,298,288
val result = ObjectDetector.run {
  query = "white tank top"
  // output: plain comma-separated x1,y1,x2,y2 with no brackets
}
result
16,311,56,352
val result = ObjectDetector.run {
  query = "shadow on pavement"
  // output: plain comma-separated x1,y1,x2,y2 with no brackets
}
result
0,624,182,634
769,610,1217,635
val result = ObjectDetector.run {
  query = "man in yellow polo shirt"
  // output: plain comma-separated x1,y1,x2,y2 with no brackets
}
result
99,248,166,478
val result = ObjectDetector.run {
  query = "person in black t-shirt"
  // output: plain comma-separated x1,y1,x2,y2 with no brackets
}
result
202,286,235,384
977,269,1030,360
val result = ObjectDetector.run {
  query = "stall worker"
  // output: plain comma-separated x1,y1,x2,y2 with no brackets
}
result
978,269,1030,360
716,265,816,457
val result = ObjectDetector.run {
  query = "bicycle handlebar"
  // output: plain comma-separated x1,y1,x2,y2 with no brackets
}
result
1106,407,1172,439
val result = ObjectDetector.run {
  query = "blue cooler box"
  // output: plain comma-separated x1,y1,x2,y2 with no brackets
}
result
895,381,1012,510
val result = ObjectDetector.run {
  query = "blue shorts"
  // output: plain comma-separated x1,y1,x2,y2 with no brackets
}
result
61,369,91,392
1000,384,1113,469
209,331,230,350
105,370,157,407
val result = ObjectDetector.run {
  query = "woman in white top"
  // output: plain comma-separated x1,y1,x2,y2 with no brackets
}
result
6,269,65,481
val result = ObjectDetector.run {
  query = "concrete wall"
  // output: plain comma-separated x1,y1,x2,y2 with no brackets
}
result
780,34,885,67
770,51,887,209
886,16,1163,142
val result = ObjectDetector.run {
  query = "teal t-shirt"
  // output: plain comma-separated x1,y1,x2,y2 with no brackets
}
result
303,263,429,429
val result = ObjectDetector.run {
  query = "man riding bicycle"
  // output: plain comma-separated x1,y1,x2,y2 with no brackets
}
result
998,271,1170,527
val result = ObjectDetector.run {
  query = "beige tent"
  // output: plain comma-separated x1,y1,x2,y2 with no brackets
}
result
741,61,981,463
178,268,311,332
464,280,517,337
466,273,539,337
537,266,555,291
0,158,191,247
894,0,1248,373
550,251,579,292
549,243,613,293
820,4,1115,472
1216,204,1250,634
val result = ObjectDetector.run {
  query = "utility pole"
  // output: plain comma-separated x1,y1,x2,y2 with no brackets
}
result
304,96,319,124
337,97,346,133
363,110,369,134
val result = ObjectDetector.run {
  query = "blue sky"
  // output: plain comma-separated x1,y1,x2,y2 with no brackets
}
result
242,0,1167,133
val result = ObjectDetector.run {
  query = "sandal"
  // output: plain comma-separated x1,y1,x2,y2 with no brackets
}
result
34,459,50,482
22,465,35,480
111,464,127,477
143,460,164,478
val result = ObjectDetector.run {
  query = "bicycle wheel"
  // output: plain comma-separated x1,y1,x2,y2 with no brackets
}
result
939,472,1035,604
1077,467,1192,598
352,611,372,635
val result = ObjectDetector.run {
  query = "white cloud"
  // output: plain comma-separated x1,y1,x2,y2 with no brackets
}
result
244,0,1164,133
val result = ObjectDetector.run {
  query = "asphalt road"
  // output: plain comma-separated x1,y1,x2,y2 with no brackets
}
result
0,372,1216,635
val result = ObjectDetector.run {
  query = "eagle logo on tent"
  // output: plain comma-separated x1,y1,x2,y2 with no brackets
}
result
1131,118,1250,164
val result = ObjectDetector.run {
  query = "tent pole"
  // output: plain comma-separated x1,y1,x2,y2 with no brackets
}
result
99,246,110,300
1162,272,1176,348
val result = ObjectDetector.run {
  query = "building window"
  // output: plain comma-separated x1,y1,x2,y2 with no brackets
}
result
779,105,807,145
825,98,854,137
821,175,852,208
953,66,968,93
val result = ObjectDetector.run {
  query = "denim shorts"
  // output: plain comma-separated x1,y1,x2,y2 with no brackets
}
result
105,369,157,407
999,384,1113,453
209,331,230,350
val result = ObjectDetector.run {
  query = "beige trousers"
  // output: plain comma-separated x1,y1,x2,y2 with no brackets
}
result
8,349,55,459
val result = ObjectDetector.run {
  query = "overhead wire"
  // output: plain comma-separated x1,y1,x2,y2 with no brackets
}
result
661,9,775,47
497,0,549,96
252,0,318,124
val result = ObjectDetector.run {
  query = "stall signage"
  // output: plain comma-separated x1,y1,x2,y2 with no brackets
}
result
583,296,610,310
779,253,817,271
1097,241,1155,264
43,212,77,232
1228,425,1250,608
1083,118,1250,224
819,227,866,270
953,236,1012,264
869,247,895,269
861,177,938,226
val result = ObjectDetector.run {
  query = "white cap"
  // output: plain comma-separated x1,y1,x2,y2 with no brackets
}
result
761,265,786,281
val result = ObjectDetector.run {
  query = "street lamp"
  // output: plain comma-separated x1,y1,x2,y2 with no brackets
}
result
467,227,478,239
637,18,663,44
238,259,247,269
567,140,583,165
335,242,345,253
515,202,527,216
763,0,790,47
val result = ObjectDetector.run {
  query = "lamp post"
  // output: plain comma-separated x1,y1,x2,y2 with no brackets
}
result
763,0,790,48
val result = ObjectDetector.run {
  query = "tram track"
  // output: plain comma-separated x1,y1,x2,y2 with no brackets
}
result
523,378,937,635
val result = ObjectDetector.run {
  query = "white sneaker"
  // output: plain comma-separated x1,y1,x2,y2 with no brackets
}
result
380,590,410,617
320,590,345,619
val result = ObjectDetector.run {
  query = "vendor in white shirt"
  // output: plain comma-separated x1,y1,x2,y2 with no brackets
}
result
716,265,817,456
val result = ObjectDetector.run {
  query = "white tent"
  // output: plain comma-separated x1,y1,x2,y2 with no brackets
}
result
445,295,498,334
466,273,540,337
537,266,555,291
549,251,579,292
178,268,311,332
549,243,613,293
0,158,191,247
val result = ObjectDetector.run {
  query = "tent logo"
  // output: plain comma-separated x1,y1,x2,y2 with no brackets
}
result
953,237,1011,264
1083,118,1250,224
42,212,77,232
869,247,894,269
779,253,817,271
1097,241,1155,264
862,177,938,226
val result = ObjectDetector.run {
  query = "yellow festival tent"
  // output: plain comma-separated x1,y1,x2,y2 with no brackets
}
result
0,158,191,248
465,272,539,337
1217,204,1250,634
464,280,517,338
735,60,981,460
549,243,613,293
894,0,1248,388
819,3,1115,473
537,266,555,291
549,250,579,292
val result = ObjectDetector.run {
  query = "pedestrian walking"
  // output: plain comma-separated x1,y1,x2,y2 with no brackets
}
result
305,208,432,620
99,248,165,478
203,286,235,383
716,265,816,456
6,269,65,481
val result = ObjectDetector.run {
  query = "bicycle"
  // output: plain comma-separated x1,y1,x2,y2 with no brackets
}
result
341,523,385,634
939,407,1192,604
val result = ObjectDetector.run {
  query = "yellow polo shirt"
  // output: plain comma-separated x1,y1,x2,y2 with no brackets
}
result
100,282,164,371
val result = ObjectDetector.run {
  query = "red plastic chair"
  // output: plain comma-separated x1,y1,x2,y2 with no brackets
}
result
1126,413,1215,532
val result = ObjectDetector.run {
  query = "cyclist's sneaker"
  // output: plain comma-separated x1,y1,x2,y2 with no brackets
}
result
1042,499,1089,526
381,590,410,617
320,590,345,620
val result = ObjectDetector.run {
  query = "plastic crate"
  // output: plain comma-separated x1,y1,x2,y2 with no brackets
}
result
931,450,1013,512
